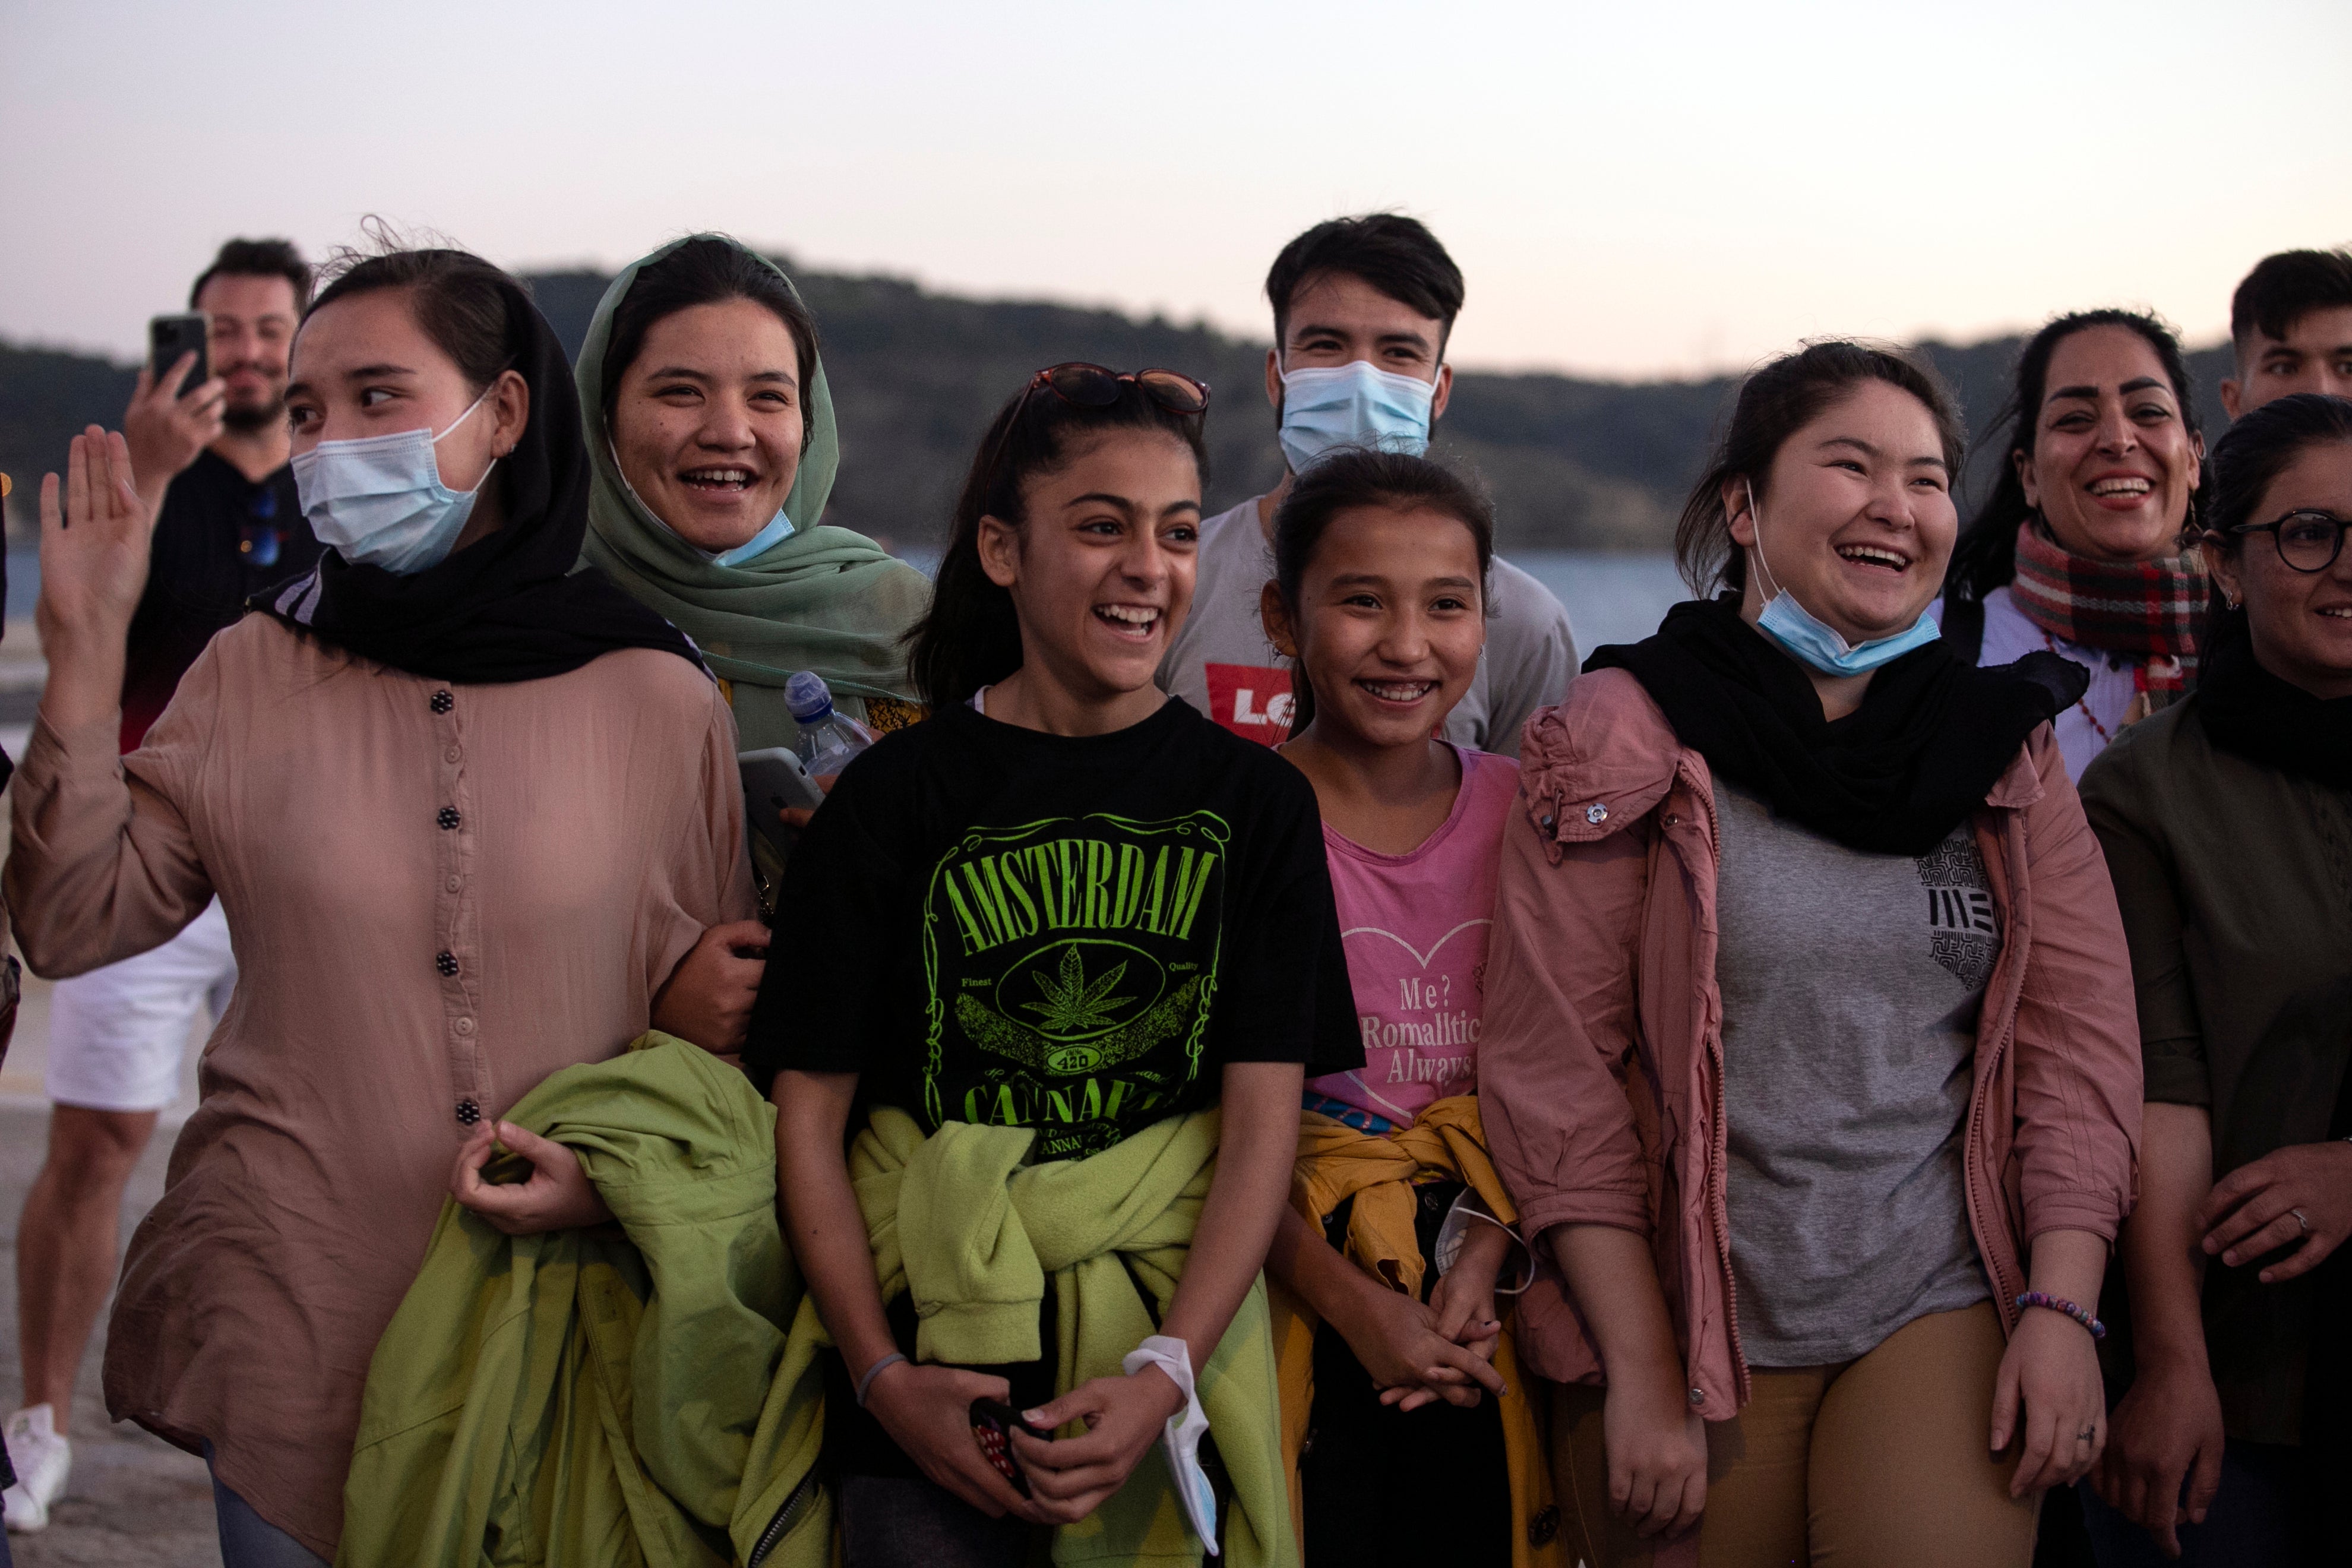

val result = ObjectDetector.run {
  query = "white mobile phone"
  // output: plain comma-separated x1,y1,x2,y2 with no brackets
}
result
738,748,824,853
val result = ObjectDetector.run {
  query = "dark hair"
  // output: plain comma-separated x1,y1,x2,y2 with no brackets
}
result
599,236,821,445
1675,341,1965,597
1269,448,1494,735
904,380,1209,709
2203,393,2352,551
2230,249,2352,362
1945,309,2204,605
307,238,530,396
1265,214,1465,352
303,237,536,526
191,236,312,311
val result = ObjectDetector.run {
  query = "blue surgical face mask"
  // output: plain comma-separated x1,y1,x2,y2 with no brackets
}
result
1747,484,1941,675
704,508,795,568
1277,359,1437,473
293,385,498,575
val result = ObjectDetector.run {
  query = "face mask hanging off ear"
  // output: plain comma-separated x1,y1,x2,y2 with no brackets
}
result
706,508,795,568
293,384,500,576
608,438,796,568
1747,483,1941,676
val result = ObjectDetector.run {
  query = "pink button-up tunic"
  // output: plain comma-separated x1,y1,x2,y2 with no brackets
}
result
5,614,754,1556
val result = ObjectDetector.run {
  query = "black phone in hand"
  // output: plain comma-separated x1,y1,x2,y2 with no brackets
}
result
149,312,210,397
969,1398,1051,1499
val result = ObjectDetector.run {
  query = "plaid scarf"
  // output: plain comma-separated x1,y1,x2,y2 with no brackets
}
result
2010,521,2205,692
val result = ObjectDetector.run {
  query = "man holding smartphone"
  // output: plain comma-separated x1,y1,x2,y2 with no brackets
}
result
4,239,321,1535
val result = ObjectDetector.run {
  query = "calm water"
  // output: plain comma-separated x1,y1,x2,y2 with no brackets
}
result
5,546,1693,653
1510,550,1690,656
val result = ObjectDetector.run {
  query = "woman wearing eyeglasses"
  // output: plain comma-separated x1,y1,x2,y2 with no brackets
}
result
1940,311,2209,782
2078,394,2352,1564
738,364,1358,1567
573,235,934,1053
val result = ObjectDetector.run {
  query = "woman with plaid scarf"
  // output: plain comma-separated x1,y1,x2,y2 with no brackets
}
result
1942,310,2210,782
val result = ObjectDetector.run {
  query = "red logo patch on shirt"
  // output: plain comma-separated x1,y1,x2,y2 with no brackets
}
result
1203,663,1295,745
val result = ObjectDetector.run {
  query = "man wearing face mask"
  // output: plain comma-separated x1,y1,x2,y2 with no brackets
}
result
4,239,320,1537
1156,214,1575,757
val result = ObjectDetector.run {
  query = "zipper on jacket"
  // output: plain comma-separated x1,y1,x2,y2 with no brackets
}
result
746,1468,821,1567
1689,776,1749,1408
1964,812,2033,1327
1964,1013,2025,1324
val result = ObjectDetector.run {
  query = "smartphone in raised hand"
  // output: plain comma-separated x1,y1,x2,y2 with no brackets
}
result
148,313,211,397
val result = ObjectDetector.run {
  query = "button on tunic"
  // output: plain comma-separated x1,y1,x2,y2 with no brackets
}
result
4,615,754,1556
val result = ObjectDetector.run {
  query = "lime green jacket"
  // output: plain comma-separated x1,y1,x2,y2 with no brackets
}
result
740,1105,1295,1568
336,1035,800,1568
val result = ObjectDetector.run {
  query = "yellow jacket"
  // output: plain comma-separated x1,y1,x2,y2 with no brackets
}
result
1271,1096,1564,1568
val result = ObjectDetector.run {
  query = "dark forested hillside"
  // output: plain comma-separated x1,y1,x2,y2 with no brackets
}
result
4,259,2235,554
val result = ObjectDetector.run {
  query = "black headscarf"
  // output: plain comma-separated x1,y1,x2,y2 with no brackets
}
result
1585,596,2087,855
254,274,700,684
2196,606,2352,791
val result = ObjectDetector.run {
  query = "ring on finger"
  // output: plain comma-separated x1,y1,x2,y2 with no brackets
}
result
2075,1427,2097,1443
2293,1207,2310,1234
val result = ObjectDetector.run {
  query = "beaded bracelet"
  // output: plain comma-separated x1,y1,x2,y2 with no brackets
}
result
2014,1292,2106,1341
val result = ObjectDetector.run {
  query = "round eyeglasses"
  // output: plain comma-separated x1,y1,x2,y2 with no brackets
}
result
2230,508,2350,573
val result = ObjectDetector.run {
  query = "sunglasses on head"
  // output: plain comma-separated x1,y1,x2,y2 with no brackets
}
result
982,363,1210,491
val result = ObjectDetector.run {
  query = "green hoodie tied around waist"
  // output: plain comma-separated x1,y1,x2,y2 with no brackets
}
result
337,1035,798,1568
736,1105,1297,1568
574,234,931,753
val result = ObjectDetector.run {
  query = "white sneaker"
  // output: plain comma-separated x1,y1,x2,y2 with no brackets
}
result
3,1403,71,1532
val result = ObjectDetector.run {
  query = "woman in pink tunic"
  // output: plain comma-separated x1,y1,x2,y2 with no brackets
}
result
7,245,754,1562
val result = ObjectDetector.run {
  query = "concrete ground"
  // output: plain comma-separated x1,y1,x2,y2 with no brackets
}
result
2,1091,222,1567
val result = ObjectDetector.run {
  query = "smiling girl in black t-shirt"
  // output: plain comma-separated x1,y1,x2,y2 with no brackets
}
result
744,365,1358,1568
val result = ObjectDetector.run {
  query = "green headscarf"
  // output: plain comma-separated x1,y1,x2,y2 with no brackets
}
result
576,235,930,751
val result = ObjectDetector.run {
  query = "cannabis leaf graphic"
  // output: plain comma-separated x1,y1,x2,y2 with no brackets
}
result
1020,946,1134,1036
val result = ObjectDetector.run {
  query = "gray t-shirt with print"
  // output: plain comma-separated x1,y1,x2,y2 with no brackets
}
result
1714,780,1995,1366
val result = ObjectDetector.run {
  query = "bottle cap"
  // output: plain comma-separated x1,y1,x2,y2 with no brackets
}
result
785,669,834,724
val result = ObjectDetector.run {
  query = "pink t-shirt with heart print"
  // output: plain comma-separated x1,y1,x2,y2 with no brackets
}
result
1305,747,1520,1130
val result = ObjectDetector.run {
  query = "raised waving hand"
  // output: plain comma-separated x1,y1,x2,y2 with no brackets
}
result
37,426,159,734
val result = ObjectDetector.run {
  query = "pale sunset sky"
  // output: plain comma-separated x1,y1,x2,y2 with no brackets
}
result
4,0,2346,378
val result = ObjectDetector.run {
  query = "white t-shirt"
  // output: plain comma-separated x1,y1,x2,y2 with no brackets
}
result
1974,587,2144,783
1155,495,1578,758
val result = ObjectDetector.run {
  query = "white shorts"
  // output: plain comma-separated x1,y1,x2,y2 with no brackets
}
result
45,899,236,1113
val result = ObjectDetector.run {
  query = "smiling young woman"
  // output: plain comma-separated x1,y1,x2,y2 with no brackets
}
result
1478,342,2142,1568
576,235,932,746
737,366,1361,1567
2078,394,2352,1564
4,243,753,1565
1943,311,2211,780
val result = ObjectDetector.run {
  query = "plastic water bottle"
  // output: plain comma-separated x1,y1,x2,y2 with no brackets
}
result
785,671,874,781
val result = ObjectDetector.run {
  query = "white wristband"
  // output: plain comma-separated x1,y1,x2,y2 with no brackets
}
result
1123,1334,1218,1554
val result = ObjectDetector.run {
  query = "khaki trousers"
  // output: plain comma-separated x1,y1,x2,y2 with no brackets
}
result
1553,1303,2037,1568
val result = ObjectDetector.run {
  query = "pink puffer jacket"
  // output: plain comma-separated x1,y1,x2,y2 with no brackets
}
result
1478,668,2142,1416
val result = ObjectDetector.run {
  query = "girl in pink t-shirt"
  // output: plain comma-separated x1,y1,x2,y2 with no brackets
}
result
1256,449,1561,1567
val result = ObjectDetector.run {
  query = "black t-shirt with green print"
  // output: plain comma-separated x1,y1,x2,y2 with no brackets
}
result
747,695,1360,1159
